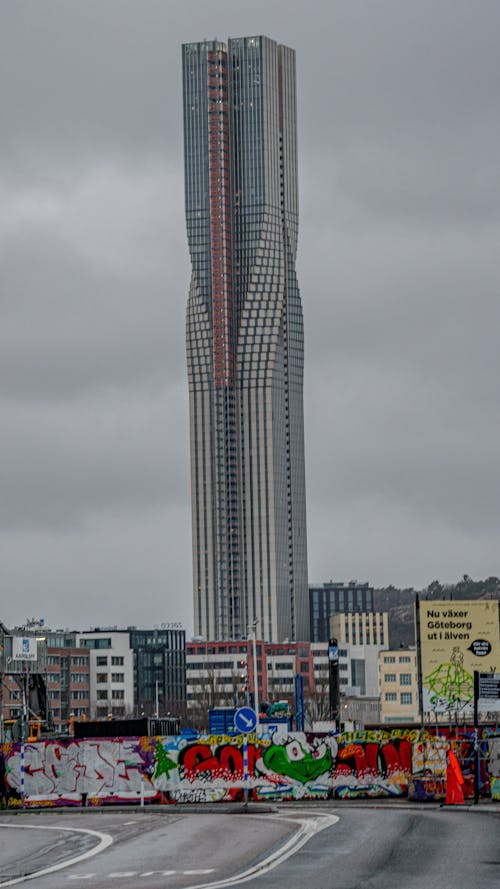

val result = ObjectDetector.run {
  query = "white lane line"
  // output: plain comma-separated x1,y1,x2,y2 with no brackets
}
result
0,824,113,887
66,871,216,882
123,821,137,826
182,813,339,889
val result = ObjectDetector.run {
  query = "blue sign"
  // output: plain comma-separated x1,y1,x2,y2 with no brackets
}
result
234,706,257,734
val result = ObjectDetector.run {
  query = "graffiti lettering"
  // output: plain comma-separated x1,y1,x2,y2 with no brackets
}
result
1,726,494,807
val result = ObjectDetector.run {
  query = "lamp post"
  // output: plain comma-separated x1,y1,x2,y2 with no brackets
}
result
248,620,259,725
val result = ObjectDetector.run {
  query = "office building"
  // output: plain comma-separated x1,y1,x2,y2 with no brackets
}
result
330,612,388,647
77,631,134,718
129,627,186,716
309,580,374,641
77,626,187,719
185,639,315,715
183,35,308,642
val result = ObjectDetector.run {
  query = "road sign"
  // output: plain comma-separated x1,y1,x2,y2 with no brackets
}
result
234,706,257,734
478,673,500,699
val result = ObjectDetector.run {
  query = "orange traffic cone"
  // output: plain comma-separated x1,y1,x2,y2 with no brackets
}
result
445,749,465,805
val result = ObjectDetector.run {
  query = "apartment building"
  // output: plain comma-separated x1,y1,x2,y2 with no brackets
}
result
380,648,419,724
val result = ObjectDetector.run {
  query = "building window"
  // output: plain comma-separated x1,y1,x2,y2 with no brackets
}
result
384,674,396,683
385,693,397,702
399,656,411,663
400,693,413,705
97,690,108,700
96,656,108,666
111,656,124,666
81,638,112,649
111,673,124,683
384,656,396,664
112,689,125,700
96,674,108,683
71,673,87,683
400,674,412,686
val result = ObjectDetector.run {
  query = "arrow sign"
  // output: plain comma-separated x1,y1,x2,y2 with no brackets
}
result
234,706,257,734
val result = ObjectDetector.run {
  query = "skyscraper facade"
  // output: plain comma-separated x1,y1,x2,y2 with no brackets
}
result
182,35,308,643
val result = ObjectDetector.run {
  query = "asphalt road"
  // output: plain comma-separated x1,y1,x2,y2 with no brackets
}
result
0,805,498,889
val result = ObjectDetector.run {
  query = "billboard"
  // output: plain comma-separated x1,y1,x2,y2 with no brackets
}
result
12,636,38,661
418,600,499,714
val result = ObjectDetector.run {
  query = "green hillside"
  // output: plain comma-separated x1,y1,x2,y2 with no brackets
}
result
374,576,500,648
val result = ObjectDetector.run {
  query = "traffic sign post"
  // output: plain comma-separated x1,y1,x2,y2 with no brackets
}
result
234,707,257,807
234,706,257,734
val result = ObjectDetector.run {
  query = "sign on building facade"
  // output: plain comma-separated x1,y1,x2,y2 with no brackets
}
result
12,637,38,662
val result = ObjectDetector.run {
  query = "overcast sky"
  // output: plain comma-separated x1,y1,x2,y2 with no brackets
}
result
1,0,499,635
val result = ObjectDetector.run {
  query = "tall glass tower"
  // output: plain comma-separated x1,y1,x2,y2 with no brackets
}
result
182,35,308,642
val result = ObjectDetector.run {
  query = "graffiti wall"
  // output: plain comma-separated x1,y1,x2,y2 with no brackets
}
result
0,727,496,807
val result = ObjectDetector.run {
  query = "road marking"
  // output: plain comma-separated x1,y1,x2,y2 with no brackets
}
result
123,821,137,826
65,871,216,881
0,824,113,887
181,813,339,889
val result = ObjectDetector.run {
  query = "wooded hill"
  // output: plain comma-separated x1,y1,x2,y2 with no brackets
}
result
374,575,500,649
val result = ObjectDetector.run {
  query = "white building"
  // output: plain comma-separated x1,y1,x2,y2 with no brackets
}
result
76,630,134,719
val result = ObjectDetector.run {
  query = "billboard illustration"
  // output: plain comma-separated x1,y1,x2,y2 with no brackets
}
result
418,600,499,714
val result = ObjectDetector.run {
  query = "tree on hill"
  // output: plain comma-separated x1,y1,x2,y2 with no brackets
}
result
374,576,499,648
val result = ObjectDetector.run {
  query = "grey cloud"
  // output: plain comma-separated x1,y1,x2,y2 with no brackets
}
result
0,163,188,398
1,0,499,629
0,506,192,631
1,385,189,530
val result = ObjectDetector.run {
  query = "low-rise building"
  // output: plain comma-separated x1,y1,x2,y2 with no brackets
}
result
380,648,419,724
76,630,134,718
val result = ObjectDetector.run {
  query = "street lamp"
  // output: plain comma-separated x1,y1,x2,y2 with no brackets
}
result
248,619,259,725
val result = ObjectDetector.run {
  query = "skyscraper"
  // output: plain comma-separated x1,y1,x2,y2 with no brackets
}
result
182,35,308,643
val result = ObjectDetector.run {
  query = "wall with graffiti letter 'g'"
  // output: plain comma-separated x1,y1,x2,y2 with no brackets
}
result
0,726,495,807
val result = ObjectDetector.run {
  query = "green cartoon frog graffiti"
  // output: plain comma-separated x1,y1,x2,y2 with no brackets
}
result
257,733,337,784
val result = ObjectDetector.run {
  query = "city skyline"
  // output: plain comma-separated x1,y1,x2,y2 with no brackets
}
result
1,1,499,633
183,36,309,641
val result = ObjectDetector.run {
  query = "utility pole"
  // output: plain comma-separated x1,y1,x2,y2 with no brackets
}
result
248,620,259,724
328,638,339,727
